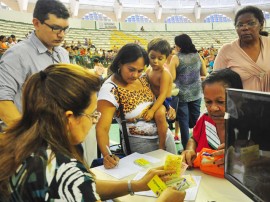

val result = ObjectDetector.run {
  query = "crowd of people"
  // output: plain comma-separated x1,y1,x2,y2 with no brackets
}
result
0,0,269,201
62,39,118,68
0,34,17,55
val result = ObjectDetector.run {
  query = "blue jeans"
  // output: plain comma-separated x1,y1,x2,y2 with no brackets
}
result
177,98,201,149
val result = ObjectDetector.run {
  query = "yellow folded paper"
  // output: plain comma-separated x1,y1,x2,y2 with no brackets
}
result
134,158,150,167
164,154,183,178
147,175,167,197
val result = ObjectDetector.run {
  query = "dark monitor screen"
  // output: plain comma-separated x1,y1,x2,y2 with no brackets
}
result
225,88,270,202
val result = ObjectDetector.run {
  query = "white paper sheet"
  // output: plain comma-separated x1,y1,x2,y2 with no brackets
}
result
95,152,161,179
133,172,201,201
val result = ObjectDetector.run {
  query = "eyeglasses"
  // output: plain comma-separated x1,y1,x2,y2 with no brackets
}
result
80,111,101,124
235,21,257,29
43,22,70,34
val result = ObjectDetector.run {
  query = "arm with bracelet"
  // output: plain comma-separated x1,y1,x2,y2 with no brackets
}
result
95,167,185,201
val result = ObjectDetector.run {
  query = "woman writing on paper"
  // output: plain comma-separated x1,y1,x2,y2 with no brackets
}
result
0,64,185,202
96,43,176,169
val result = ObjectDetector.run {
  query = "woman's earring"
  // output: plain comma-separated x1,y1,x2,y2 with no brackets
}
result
117,68,121,74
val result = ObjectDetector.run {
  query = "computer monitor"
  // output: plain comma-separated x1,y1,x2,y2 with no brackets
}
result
225,88,270,202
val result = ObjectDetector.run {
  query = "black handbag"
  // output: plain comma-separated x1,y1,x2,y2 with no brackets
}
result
90,82,131,168
109,82,132,155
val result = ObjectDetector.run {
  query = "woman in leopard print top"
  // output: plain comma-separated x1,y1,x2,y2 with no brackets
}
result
97,44,176,169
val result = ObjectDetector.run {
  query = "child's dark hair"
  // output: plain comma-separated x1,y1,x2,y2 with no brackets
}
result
147,38,171,57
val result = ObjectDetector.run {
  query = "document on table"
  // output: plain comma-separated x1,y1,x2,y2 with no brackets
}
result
134,172,202,201
95,152,161,179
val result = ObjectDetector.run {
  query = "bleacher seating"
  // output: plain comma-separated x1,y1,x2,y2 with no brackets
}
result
1,19,270,51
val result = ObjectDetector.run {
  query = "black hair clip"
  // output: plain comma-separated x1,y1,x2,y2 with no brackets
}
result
39,70,47,80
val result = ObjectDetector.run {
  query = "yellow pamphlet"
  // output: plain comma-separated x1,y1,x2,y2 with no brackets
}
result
164,154,183,178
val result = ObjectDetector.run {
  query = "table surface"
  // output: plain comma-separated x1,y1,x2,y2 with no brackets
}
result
91,149,253,202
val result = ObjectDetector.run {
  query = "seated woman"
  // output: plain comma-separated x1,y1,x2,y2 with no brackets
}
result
96,43,176,169
182,68,243,167
0,64,185,202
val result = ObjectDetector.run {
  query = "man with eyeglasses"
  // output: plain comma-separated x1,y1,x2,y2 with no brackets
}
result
0,0,70,127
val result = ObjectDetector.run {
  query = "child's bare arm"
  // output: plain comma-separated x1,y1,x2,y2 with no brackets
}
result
149,70,172,113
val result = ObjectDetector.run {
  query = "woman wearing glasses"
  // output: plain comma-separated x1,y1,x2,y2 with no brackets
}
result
0,64,185,202
214,6,270,92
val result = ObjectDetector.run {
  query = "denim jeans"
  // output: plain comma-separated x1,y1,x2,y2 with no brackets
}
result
177,98,201,149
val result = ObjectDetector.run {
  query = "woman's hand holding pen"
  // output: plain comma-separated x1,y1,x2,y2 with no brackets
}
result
103,145,120,169
104,154,120,169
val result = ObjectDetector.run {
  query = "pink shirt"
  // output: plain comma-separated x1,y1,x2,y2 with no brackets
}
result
214,36,270,92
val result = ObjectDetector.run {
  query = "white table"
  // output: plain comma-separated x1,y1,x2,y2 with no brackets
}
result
91,149,252,202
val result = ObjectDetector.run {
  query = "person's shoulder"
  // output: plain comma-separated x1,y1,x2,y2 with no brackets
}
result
22,147,48,170
202,113,215,124
193,52,201,59
219,39,237,52
0,39,30,60
55,45,68,54
139,73,150,85
197,113,207,121
261,35,270,44
145,66,151,74
54,153,93,183
100,77,115,91
162,68,172,79
5,39,29,52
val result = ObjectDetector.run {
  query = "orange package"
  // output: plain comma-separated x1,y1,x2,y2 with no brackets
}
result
193,148,224,178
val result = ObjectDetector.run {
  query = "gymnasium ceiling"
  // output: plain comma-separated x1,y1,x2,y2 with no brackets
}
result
2,0,270,17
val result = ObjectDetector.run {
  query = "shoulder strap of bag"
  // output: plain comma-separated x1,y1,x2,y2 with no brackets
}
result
109,82,132,155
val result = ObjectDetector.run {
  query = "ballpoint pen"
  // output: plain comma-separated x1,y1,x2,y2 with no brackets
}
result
106,145,119,166
177,178,187,191
106,145,113,157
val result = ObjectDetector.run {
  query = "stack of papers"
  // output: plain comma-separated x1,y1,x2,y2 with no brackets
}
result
95,152,161,179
